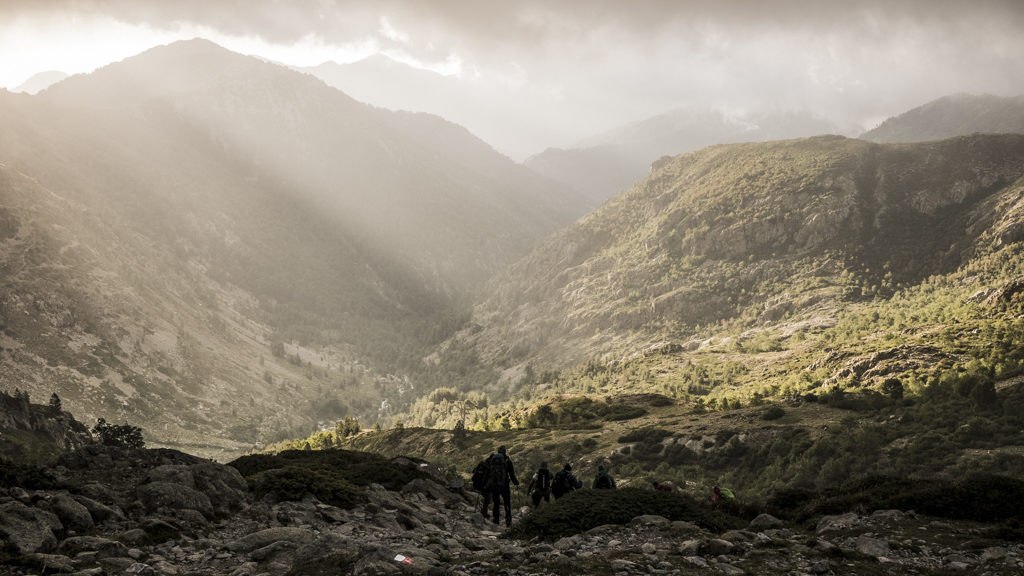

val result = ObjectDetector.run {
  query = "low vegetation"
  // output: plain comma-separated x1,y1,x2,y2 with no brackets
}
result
507,487,745,541
229,449,431,508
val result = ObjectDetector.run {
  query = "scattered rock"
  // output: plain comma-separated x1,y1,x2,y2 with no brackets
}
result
748,513,784,531
855,535,891,558
0,500,62,553
227,527,317,553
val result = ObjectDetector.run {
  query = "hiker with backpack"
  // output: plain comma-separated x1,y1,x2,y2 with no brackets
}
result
551,463,582,499
592,464,616,489
486,446,519,526
526,461,553,507
471,454,494,519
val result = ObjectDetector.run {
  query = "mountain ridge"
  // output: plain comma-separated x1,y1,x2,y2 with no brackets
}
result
444,134,1024,395
861,93,1024,143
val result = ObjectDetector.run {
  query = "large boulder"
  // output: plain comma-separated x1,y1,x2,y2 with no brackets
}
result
40,493,94,533
227,527,317,553
136,482,214,519
0,500,62,553
190,462,249,517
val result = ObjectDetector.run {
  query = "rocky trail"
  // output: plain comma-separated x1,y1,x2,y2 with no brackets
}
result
2,446,1022,576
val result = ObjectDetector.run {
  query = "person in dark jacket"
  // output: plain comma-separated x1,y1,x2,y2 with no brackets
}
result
472,454,494,519
592,464,616,489
486,445,519,526
551,463,582,499
526,462,553,507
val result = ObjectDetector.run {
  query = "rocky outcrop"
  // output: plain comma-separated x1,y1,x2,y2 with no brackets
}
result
3,446,1024,576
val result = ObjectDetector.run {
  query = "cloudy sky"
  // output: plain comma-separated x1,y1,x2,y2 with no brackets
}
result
3,0,1024,158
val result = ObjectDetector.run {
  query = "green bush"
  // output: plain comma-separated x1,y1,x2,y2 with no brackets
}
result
231,449,433,510
506,487,743,541
760,405,786,420
92,418,145,449
770,474,1024,524
249,466,361,508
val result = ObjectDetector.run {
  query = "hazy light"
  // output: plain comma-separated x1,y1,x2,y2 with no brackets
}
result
0,13,180,88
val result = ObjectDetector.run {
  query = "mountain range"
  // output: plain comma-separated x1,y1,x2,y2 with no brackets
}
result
3,39,1024,457
0,39,587,456
525,107,841,205
437,133,1024,403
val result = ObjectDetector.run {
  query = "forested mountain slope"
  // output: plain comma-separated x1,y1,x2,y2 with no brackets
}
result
439,134,1024,403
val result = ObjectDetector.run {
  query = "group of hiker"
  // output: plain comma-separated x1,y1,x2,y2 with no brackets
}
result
471,445,737,526
471,446,618,526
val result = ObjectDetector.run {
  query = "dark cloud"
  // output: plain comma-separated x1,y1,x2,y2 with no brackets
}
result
5,0,1024,155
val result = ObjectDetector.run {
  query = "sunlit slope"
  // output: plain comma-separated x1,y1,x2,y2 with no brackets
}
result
451,135,1024,380
0,39,587,454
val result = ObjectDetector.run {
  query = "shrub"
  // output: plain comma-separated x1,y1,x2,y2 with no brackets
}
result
506,487,743,540
230,449,431,498
249,466,361,508
770,474,1024,524
92,418,145,449
760,405,786,420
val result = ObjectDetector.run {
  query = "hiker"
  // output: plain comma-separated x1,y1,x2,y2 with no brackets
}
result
592,464,616,489
472,454,493,519
526,461,553,507
486,445,519,526
551,463,582,499
710,485,735,507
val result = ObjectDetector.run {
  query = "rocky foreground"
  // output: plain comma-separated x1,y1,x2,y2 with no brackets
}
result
2,445,1023,576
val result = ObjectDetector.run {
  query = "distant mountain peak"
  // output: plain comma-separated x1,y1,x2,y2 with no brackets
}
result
861,93,1024,143
12,70,68,95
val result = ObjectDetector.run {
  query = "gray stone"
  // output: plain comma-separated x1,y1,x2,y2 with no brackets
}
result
869,509,904,522
554,534,583,551
630,514,672,527
981,546,1007,563
683,555,709,568
189,463,250,517
679,539,702,556
99,557,136,573
58,536,129,558
703,539,735,556
126,563,157,576
641,542,658,555
816,512,860,533
137,482,214,518
26,553,76,573
227,527,317,553
72,495,125,524
0,500,62,553
855,535,890,558
45,494,95,533
748,513,784,531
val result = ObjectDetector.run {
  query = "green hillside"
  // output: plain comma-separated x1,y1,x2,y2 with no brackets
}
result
395,135,1024,428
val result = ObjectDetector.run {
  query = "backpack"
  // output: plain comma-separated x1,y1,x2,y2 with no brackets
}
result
534,469,551,493
595,471,613,489
552,470,569,497
487,453,507,489
471,460,488,492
